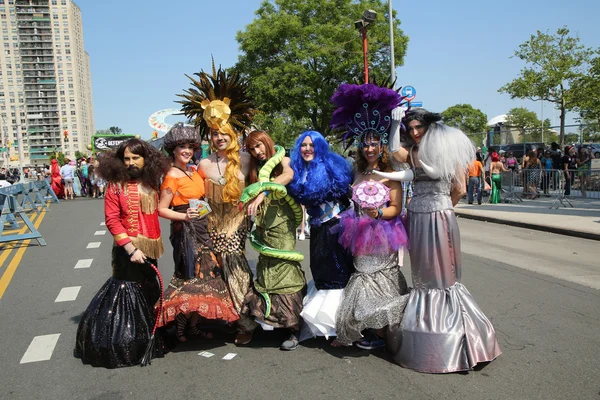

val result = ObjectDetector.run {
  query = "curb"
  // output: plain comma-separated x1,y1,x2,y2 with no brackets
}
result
455,211,600,242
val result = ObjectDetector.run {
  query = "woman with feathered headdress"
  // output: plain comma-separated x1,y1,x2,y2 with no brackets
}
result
287,130,354,345
375,108,501,373
328,83,410,350
178,61,259,344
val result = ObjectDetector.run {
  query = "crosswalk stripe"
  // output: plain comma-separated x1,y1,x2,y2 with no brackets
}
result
54,286,81,302
20,334,61,364
94,230,106,235
100,222,106,226
74,259,93,269
86,242,101,249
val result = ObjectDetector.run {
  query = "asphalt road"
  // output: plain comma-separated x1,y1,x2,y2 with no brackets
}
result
0,199,598,400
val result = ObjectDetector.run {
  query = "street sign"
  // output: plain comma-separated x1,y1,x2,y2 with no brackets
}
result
401,85,416,101
409,101,423,107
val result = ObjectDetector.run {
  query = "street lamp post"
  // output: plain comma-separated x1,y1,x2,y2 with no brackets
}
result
354,10,377,84
388,0,395,86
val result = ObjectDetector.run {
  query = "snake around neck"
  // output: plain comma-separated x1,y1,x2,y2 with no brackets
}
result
239,145,304,262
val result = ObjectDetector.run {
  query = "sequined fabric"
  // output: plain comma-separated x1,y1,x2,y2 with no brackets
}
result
388,172,501,373
74,246,167,368
335,253,409,345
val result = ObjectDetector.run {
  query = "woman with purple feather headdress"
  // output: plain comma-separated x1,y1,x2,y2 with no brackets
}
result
328,83,410,350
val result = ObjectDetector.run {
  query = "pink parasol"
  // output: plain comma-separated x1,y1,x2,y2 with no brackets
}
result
352,180,390,209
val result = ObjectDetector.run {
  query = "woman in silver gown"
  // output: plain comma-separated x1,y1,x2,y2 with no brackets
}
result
379,108,501,373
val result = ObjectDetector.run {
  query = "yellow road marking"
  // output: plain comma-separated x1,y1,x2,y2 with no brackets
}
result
0,213,40,267
0,210,46,299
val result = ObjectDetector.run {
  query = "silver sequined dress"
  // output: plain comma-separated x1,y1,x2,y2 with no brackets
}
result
335,195,409,346
387,168,501,373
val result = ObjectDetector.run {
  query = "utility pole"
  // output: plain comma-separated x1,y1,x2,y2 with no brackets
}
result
388,0,395,86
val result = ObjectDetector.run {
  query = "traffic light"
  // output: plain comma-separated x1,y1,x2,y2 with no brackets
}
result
63,130,68,140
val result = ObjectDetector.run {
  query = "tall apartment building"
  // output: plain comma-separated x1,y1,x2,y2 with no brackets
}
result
0,0,94,168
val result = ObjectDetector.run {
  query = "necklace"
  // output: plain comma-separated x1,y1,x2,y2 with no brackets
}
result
215,154,227,185
362,166,380,175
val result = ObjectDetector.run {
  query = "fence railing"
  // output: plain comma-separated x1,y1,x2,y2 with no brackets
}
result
483,168,600,208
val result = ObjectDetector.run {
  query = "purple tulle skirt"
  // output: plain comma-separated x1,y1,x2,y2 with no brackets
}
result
334,210,408,256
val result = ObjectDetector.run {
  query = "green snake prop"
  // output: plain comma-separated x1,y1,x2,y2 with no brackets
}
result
240,145,304,262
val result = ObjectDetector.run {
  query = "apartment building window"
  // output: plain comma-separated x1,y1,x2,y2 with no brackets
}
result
52,0,57,5
61,14,66,19
61,0,66,5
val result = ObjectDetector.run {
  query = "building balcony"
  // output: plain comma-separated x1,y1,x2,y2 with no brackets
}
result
18,37,53,43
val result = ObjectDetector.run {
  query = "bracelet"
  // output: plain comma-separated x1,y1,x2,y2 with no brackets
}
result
376,208,383,220
128,248,138,257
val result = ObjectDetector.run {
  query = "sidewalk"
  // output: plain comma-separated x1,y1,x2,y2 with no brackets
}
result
454,196,600,241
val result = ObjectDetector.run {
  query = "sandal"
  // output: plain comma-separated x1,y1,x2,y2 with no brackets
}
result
234,331,253,346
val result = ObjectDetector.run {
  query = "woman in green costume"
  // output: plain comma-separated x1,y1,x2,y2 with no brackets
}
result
242,130,307,351
489,152,509,204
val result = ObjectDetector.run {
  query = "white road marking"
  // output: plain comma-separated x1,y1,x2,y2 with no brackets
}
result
100,222,106,226
54,286,81,302
74,259,93,269
20,334,61,364
86,242,101,249
94,230,106,235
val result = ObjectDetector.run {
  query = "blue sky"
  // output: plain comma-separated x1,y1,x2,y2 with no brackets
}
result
76,0,600,139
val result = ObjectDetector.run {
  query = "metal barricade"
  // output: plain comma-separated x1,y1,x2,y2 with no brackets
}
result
0,183,47,245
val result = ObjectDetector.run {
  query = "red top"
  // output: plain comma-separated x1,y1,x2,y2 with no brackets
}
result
105,181,161,246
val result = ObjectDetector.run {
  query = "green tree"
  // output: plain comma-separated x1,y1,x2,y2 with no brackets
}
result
572,54,600,127
505,107,552,143
109,126,123,135
253,111,312,148
499,27,592,148
441,104,487,134
235,0,408,142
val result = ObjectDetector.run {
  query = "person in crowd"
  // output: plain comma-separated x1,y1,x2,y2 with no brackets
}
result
379,107,501,373
562,146,578,196
241,130,306,351
60,158,75,200
540,149,554,196
467,152,485,205
505,151,518,171
71,160,82,197
550,142,563,190
74,138,171,368
330,83,409,350
156,123,239,342
523,150,541,199
577,146,592,197
489,152,509,203
288,130,354,346
187,62,259,345
50,158,64,199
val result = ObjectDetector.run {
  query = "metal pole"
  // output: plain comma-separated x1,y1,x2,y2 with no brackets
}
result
541,99,544,144
17,105,25,182
388,0,395,86
362,26,369,84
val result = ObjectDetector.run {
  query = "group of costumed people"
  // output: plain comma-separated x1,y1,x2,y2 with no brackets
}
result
74,63,501,373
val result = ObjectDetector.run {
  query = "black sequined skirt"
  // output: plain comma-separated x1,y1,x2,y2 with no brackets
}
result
74,246,167,368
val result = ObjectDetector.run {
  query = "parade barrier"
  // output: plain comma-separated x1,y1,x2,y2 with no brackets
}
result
0,181,56,245
494,169,599,208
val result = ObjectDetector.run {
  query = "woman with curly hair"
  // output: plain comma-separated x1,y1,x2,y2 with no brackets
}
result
288,130,354,345
156,124,239,342
74,139,171,368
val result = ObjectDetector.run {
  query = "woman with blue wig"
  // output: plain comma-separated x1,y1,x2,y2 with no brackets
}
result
288,130,354,345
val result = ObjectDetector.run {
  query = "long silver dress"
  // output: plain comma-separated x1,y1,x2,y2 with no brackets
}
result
387,167,501,373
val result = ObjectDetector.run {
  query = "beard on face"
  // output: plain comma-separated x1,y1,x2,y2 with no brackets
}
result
127,166,142,179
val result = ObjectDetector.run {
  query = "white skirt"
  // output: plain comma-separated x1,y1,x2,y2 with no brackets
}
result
299,281,343,341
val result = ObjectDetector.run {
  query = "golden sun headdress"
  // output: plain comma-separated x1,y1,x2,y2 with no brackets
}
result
176,60,257,141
